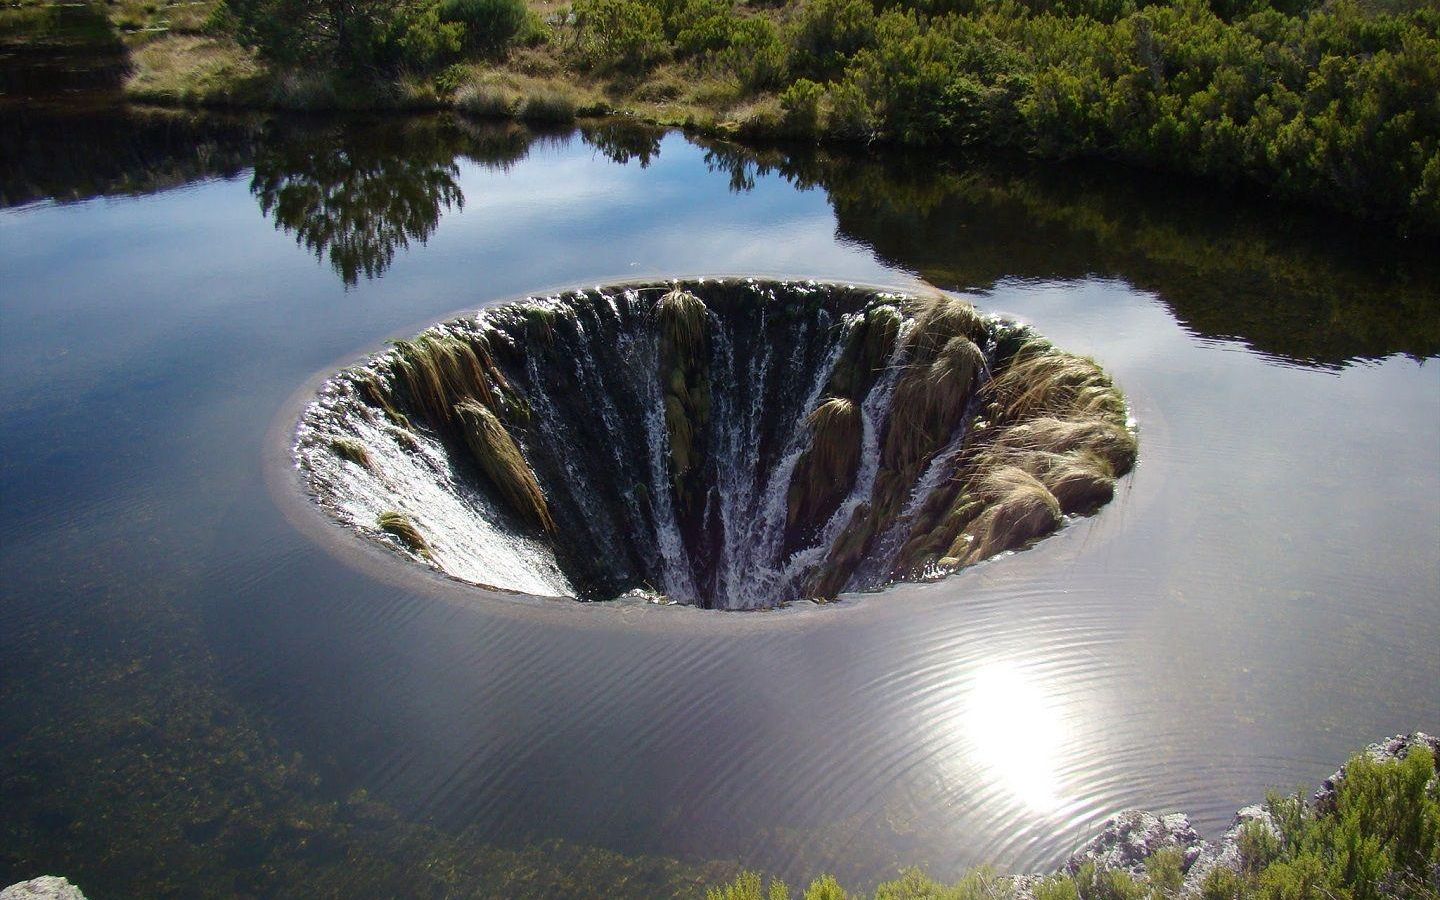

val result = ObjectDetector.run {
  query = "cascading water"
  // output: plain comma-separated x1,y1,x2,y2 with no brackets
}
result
294,279,1138,610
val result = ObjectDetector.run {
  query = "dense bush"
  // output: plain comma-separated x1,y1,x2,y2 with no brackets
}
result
440,0,530,49
572,0,668,70
220,0,463,73
750,0,1440,229
788,0,879,80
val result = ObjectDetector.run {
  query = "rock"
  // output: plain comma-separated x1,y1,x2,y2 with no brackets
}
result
1181,804,1279,894
1062,810,1210,880
0,877,87,900
1313,732,1439,814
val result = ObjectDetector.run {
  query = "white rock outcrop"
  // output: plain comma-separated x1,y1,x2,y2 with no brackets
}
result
0,877,87,900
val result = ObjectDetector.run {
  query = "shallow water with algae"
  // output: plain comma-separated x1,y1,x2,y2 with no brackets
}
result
1,109,1437,897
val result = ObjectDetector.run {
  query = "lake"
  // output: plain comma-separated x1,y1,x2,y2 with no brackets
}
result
1,107,1437,897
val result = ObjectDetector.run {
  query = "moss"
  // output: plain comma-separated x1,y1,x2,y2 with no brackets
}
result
454,399,555,533
377,510,433,559
826,303,902,400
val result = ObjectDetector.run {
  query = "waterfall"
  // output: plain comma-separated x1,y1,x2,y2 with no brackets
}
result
293,279,1136,610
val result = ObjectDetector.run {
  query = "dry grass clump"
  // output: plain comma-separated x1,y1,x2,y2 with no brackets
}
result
377,510,432,559
454,71,606,122
329,436,372,470
943,465,1062,565
455,81,521,117
656,288,708,358
354,371,411,429
517,89,577,122
992,416,1137,476
989,340,1121,421
804,295,992,596
881,333,984,484
656,288,712,494
124,35,265,105
893,337,1136,577
455,400,555,533
787,397,863,531
904,294,987,359
388,330,506,428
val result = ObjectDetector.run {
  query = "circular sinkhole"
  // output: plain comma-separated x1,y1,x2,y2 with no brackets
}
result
294,279,1137,610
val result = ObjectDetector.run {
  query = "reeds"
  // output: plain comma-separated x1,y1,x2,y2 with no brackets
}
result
377,511,432,559
454,399,555,533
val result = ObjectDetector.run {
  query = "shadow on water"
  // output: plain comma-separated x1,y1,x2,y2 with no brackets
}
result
692,139,1440,369
5,107,1435,365
0,2,128,100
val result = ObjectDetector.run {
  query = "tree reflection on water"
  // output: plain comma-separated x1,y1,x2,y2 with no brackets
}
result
250,121,467,286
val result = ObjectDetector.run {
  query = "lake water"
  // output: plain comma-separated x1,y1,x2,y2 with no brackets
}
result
2,108,1437,897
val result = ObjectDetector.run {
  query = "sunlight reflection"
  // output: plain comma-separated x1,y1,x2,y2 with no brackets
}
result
966,660,1067,814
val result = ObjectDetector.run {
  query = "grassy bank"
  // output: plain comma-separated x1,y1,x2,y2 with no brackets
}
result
7,0,1433,232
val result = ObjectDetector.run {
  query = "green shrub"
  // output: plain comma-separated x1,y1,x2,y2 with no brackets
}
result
572,0,668,70
673,0,737,56
705,747,1437,900
707,870,792,900
439,0,528,49
823,78,876,139
722,16,789,90
780,77,824,131
802,874,848,900
1145,848,1185,897
222,0,462,73
1238,819,1282,875
1196,867,1245,900
788,0,878,80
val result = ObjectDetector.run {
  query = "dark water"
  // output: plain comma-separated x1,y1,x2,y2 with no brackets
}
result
2,108,1438,897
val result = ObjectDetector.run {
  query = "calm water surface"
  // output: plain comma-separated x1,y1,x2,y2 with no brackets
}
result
2,109,1438,896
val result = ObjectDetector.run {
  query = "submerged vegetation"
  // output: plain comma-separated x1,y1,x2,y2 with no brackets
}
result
707,743,1440,900
296,279,1137,608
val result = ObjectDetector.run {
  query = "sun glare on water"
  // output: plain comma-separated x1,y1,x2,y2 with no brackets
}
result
965,660,1068,814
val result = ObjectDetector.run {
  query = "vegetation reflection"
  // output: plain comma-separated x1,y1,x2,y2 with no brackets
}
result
250,120,467,285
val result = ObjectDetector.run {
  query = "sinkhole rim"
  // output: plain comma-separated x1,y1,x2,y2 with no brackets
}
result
274,275,1138,618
